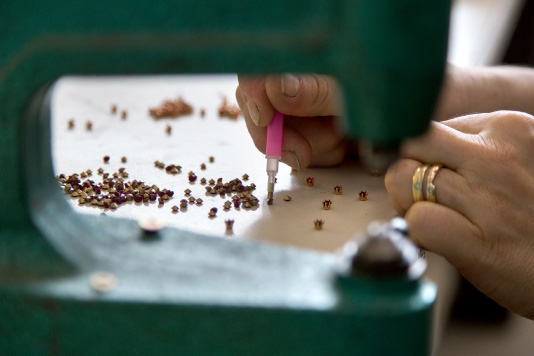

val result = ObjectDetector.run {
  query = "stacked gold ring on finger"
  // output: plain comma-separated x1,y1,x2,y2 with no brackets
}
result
425,164,443,203
412,164,430,202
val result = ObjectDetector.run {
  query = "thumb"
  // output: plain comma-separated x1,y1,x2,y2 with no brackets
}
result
265,73,342,118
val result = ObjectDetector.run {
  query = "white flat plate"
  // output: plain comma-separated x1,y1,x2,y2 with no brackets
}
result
51,75,395,252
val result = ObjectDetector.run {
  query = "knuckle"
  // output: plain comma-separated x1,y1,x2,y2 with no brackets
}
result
490,110,534,135
475,111,534,167
476,134,520,167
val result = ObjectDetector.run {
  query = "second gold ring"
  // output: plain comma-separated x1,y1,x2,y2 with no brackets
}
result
412,164,430,202
425,164,443,203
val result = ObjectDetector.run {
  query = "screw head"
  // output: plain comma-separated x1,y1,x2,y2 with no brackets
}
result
138,216,165,235
89,271,117,292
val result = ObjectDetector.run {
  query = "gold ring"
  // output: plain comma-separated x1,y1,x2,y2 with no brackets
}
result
425,164,443,203
412,164,430,202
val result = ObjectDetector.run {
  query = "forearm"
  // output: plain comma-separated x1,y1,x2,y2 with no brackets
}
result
435,64,534,121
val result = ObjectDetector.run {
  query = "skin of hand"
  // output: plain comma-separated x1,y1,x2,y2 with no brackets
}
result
436,64,534,122
236,65,534,169
385,111,534,319
235,74,346,169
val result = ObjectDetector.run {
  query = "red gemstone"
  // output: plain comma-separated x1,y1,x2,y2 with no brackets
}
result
103,156,110,162
120,194,127,202
233,200,241,208
267,199,273,205
210,207,218,213
103,202,110,209
149,193,157,201
167,190,174,197
189,174,197,182
134,195,143,203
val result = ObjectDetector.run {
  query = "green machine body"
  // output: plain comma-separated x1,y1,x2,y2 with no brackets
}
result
0,1,449,354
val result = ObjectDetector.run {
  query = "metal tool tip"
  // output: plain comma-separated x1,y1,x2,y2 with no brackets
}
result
359,141,400,173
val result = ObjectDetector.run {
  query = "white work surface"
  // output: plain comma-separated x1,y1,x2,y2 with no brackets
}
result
52,75,395,251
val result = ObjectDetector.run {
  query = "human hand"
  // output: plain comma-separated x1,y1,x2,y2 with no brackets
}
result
235,74,346,169
385,111,534,319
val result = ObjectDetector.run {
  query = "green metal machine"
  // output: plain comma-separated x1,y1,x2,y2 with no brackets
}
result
0,1,449,354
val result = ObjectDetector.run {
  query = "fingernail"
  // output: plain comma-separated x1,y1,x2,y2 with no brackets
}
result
247,100,260,125
281,73,300,97
281,150,301,170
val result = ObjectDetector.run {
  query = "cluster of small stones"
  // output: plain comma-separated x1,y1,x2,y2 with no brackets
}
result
57,171,174,210
154,160,182,174
149,97,193,119
218,97,242,119
201,177,259,210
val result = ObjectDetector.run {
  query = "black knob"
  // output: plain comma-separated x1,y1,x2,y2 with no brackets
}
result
349,218,425,279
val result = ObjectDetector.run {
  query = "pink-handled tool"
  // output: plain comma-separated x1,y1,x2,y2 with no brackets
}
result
266,110,284,203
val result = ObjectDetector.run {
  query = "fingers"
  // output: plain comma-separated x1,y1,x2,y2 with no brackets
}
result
440,113,487,134
284,114,345,155
238,87,312,169
237,73,341,127
385,158,471,217
237,85,345,169
265,73,342,117
401,121,478,169
406,202,483,271
310,141,347,166
237,75,272,126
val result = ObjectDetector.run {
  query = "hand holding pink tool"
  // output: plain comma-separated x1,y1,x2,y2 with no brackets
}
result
266,110,284,204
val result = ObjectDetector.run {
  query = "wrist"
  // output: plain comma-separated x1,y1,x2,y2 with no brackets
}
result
434,64,488,121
